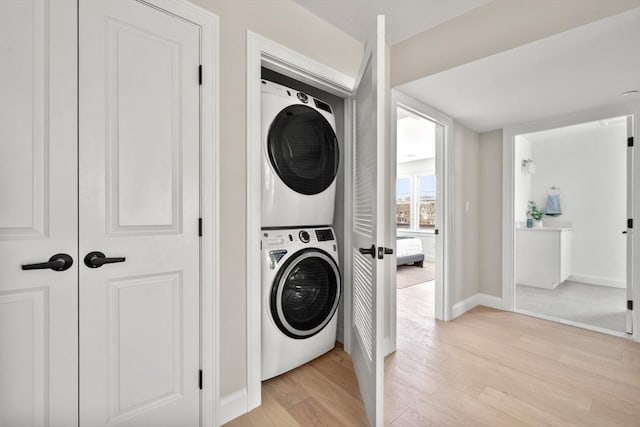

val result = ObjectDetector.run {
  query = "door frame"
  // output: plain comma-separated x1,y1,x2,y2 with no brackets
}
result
246,31,356,412
141,1,221,425
502,102,640,342
386,91,454,353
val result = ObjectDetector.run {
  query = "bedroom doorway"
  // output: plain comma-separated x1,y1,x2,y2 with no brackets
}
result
387,91,452,355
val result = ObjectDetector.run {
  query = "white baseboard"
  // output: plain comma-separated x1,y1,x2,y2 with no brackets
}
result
568,274,626,289
451,293,503,319
476,294,503,310
220,388,248,425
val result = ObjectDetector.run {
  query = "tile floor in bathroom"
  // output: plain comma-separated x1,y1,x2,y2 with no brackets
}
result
516,280,627,333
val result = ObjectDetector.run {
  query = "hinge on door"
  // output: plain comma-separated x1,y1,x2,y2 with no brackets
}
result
628,218,634,229
628,300,634,311
434,229,439,235
629,136,634,147
198,218,203,236
198,65,203,85
199,369,203,390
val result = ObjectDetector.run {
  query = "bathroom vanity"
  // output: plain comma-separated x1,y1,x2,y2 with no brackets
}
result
516,226,572,289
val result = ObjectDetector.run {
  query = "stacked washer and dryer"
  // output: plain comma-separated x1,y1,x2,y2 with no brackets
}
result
261,79,342,380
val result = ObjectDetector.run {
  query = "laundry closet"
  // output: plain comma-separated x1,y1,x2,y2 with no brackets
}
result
259,68,348,379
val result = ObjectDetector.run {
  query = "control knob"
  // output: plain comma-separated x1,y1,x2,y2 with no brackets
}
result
297,92,309,103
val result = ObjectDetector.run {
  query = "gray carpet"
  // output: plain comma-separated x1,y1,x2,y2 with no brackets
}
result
516,280,627,333
396,262,435,289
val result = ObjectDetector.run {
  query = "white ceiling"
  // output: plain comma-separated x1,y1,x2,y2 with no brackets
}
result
521,116,627,144
293,0,490,45
397,108,436,163
397,7,640,133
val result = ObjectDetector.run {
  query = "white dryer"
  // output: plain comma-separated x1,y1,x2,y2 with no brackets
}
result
261,80,339,228
262,227,341,380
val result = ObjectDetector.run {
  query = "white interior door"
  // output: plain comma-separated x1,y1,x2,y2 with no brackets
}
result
626,115,635,334
351,15,386,426
0,1,78,425
79,1,201,425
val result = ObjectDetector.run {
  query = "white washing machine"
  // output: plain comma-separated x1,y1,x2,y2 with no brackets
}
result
261,80,339,228
262,226,341,380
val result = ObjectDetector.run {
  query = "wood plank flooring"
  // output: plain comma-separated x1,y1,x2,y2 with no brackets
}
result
224,343,367,427
226,281,640,426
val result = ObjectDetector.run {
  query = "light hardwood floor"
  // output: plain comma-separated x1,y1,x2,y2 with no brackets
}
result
224,342,367,427
227,281,640,426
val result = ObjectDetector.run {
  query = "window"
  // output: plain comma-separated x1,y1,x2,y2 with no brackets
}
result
396,177,411,228
419,175,436,229
396,175,436,231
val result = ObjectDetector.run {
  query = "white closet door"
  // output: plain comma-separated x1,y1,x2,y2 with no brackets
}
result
626,115,635,335
0,1,78,426
79,1,201,425
351,15,387,426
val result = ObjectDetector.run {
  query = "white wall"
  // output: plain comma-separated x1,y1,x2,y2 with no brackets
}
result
514,136,532,223
479,130,503,297
190,0,363,398
528,121,627,286
451,123,481,304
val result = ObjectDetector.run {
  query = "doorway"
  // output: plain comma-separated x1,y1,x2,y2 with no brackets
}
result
503,107,638,342
387,91,452,355
394,106,439,333
513,116,631,336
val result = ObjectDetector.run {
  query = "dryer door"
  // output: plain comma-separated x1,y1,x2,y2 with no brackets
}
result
271,248,340,339
267,104,339,195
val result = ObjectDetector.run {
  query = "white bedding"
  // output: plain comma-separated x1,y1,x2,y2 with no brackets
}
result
396,237,423,258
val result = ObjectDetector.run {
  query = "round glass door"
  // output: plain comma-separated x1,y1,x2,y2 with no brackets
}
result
267,104,339,195
271,248,340,339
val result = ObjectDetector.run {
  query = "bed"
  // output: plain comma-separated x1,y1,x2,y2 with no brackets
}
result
396,236,424,267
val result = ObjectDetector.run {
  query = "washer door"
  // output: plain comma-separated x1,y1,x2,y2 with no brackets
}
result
268,104,339,195
271,248,341,339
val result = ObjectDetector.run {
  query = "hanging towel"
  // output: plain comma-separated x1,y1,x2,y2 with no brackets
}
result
545,194,562,216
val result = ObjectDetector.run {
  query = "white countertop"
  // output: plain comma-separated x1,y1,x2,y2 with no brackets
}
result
517,226,572,232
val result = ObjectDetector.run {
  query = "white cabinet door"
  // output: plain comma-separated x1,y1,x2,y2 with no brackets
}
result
351,15,386,426
78,1,201,425
0,1,78,425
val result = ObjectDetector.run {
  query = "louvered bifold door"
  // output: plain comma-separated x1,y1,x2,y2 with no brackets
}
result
350,15,386,427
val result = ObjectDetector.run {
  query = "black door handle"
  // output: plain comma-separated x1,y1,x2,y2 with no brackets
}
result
22,253,73,272
359,245,376,259
623,231,628,234
84,251,126,268
378,247,394,259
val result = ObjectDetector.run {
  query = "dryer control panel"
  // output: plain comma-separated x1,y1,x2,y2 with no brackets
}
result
315,229,334,242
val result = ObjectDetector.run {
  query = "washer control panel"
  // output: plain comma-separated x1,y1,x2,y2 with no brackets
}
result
299,230,310,243
263,228,335,246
